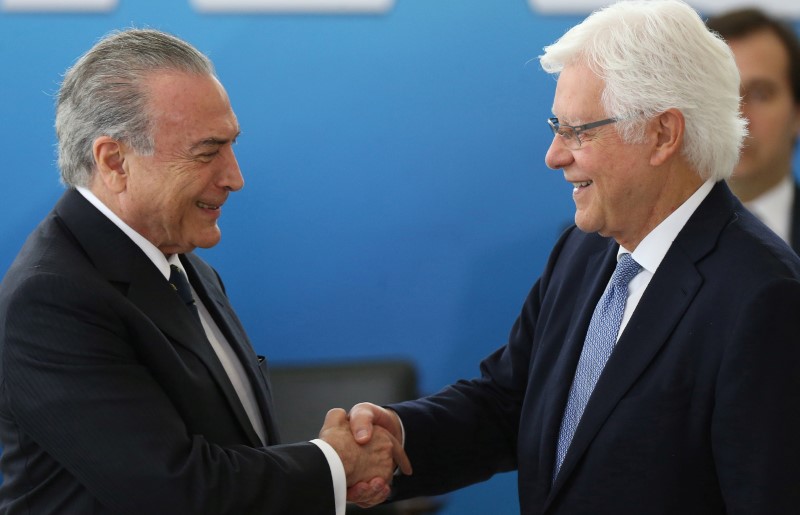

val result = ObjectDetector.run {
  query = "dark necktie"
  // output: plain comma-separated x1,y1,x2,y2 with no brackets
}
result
169,264,202,326
553,253,642,479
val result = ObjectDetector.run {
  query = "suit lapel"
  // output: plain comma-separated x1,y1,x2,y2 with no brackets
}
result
546,182,735,505
182,255,277,445
550,251,703,495
126,263,269,446
539,241,618,477
56,190,267,447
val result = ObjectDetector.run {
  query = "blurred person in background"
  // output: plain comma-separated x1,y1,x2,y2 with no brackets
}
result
707,7,800,253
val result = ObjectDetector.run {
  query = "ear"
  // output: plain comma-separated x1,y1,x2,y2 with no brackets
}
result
92,136,128,194
649,108,684,167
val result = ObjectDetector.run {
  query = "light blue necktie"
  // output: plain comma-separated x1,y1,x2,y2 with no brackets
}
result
553,253,641,479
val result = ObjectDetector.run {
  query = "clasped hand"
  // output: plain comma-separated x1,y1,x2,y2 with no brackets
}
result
318,404,411,508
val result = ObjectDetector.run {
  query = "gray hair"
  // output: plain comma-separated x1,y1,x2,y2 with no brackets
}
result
539,0,747,182
56,28,215,187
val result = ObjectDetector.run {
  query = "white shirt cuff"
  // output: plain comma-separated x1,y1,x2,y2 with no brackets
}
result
395,414,406,476
398,414,406,446
310,439,346,515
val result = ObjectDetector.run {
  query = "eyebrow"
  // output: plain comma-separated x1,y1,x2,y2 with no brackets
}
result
551,116,586,126
189,130,241,152
742,78,779,89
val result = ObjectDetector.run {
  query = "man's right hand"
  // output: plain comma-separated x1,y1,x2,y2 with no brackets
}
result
318,408,411,491
348,402,404,447
343,403,409,507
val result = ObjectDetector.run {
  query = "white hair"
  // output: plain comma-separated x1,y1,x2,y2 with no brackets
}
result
539,0,747,182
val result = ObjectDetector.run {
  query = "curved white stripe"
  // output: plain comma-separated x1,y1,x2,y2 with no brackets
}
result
190,0,393,14
529,0,800,18
2,0,117,11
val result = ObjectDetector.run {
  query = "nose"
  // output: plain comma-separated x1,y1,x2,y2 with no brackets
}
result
544,135,574,170
219,145,244,192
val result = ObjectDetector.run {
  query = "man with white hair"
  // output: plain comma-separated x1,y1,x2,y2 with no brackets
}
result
346,1,800,513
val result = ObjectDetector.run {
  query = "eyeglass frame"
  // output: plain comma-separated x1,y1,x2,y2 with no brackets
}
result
547,116,619,148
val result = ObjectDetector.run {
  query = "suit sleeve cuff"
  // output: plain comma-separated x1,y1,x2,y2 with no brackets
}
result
310,439,346,515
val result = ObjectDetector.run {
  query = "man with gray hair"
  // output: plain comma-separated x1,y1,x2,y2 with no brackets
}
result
0,29,408,514
347,1,800,513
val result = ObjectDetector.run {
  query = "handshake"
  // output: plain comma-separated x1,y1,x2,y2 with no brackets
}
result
318,403,410,508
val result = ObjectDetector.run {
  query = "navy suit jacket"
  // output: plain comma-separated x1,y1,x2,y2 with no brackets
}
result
0,189,335,514
389,182,800,514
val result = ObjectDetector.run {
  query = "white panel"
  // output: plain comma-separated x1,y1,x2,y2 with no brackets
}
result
690,0,800,18
1,0,117,11
530,0,800,19
529,0,602,15
190,0,393,14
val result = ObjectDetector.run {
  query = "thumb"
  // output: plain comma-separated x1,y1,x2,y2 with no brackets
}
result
348,403,378,443
322,408,348,432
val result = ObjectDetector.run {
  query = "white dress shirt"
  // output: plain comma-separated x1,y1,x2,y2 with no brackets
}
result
616,179,715,338
743,174,794,245
76,187,346,515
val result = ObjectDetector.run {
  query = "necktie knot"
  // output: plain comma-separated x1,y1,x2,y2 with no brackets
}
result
169,264,202,326
169,265,194,305
612,253,642,289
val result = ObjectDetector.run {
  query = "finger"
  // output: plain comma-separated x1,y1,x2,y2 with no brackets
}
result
385,430,412,475
348,403,378,443
346,482,369,503
347,478,391,508
346,482,389,507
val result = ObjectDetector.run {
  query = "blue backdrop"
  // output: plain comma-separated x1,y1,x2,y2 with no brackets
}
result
2,2,799,513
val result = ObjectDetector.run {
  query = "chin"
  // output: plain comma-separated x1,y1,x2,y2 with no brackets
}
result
574,213,597,234
195,235,223,250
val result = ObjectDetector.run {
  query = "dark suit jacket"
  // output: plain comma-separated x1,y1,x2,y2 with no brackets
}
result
389,182,800,514
0,189,335,514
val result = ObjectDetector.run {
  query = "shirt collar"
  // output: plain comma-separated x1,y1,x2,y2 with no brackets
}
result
76,187,176,280
618,179,715,272
743,174,794,244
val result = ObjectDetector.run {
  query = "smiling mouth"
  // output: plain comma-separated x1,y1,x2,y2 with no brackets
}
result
197,201,220,210
571,180,593,190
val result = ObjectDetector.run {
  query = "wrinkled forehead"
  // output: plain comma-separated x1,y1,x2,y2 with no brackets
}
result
142,71,240,148
551,63,606,123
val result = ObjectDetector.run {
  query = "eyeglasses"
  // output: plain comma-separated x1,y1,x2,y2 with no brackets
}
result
547,116,619,149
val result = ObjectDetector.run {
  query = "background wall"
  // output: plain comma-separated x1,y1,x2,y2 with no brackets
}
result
2,1,799,513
